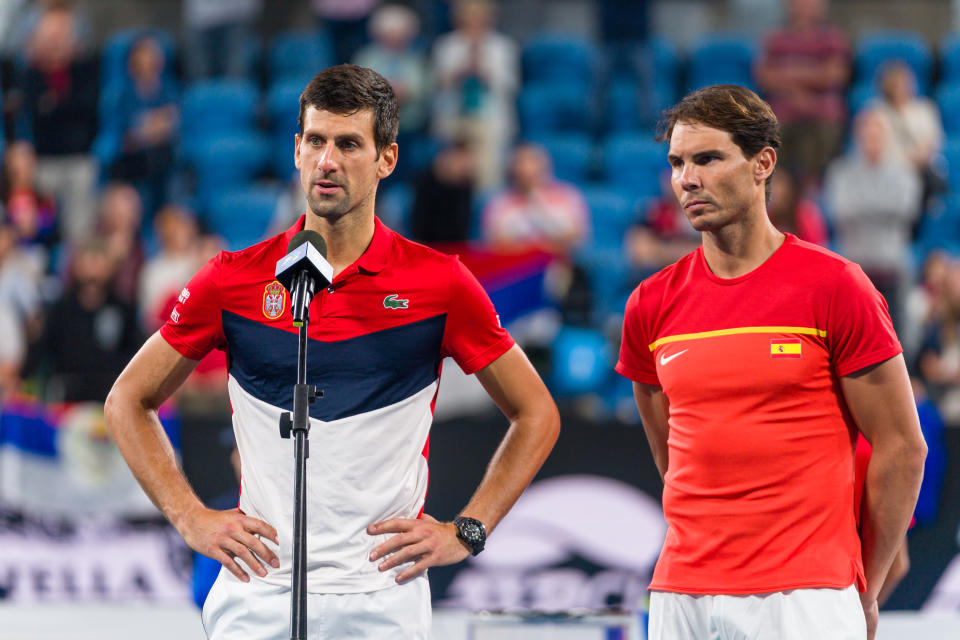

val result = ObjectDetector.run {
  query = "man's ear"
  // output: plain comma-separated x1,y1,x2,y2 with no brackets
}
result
294,134,302,171
377,142,399,179
755,146,776,184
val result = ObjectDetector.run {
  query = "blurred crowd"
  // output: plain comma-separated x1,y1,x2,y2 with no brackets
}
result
0,0,957,441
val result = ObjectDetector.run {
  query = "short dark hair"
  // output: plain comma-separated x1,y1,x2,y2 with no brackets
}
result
298,64,399,155
656,85,781,200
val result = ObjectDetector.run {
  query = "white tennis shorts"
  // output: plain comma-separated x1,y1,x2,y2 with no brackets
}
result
201,568,431,639
648,584,866,640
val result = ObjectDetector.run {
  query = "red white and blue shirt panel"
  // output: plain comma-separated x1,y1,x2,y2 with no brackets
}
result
159,215,513,592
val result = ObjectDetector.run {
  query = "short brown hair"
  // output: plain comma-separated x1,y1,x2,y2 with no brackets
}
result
656,85,781,200
298,64,399,155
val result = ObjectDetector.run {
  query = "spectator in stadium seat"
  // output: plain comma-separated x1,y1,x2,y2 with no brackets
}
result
904,251,951,366
108,35,179,221
138,205,201,331
1,141,59,253
13,5,98,244
182,0,260,80
353,4,428,140
918,259,960,425
824,108,921,332
482,143,590,254
27,237,143,403
766,169,828,246
409,137,476,244
431,0,519,189
96,183,145,305
0,221,42,390
755,0,851,187
875,60,946,214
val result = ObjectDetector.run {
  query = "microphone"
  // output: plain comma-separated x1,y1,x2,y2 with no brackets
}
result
275,230,334,327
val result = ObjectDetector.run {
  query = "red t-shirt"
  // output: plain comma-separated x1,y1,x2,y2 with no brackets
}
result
616,234,901,595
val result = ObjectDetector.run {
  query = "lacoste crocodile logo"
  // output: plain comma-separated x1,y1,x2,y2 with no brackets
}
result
383,294,409,309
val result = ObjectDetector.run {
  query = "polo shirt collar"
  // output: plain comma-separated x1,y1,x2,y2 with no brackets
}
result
281,214,392,275
355,216,392,275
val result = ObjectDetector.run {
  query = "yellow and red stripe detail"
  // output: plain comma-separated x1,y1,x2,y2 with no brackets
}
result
648,326,827,351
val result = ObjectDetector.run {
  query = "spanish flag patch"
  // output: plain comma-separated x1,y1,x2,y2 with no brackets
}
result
771,338,802,359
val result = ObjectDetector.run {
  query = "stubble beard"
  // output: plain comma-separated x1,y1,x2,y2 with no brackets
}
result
306,190,351,221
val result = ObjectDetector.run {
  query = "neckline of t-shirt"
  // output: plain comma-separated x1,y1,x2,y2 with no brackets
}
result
696,233,795,286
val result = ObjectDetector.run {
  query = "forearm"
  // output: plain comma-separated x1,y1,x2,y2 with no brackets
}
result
458,407,559,533
860,443,925,601
104,392,205,533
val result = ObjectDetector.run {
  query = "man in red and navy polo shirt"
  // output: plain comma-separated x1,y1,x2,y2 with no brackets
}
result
105,65,560,639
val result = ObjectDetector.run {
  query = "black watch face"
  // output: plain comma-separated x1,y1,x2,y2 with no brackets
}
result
461,522,482,542
456,518,485,554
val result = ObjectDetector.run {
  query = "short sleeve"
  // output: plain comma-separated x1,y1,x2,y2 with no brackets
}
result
615,284,660,385
828,263,902,377
159,252,226,361
441,257,514,374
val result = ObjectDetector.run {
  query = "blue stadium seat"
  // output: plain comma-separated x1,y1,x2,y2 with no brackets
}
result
573,245,634,321
604,37,680,134
522,33,599,86
190,133,271,206
265,79,306,179
518,83,595,135
180,80,260,159
526,133,594,184
940,34,960,87
606,79,643,133
941,137,960,193
855,30,933,94
376,182,414,235
581,185,636,250
688,35,757,92
915,194,960,256
848,82,879,116
206,185,281,251
650,36,681,103
550,326,613,396
266,79,305,140
269,30,334,85
936,85,960,137
602,133,668,200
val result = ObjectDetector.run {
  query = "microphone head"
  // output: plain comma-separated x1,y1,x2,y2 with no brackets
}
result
287,229,327,259
275,228,334,293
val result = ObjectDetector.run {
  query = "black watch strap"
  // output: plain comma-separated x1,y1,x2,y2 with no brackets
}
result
453,516,486,556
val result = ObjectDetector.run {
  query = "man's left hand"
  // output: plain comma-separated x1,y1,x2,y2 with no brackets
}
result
367,513,471,583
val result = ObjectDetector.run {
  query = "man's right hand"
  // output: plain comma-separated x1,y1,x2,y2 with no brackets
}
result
178,507,280,582
860,593,879,640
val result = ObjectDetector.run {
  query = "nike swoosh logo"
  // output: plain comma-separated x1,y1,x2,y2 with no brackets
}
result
659,349,688,366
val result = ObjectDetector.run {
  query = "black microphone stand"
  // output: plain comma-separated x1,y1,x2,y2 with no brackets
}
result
278,270,322,640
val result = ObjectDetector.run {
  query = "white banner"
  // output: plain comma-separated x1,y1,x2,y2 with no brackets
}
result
0,510,191,603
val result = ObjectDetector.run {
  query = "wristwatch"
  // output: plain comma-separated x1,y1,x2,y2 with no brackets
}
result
453,516,486,556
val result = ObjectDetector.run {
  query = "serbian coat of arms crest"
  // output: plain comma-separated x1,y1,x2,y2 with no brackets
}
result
262,280,287,319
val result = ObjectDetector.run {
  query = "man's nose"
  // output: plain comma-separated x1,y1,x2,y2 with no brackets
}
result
678,163,701,190
316,144,338,173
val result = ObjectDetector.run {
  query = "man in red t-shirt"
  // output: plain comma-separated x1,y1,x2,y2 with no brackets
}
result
616,85,926,640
